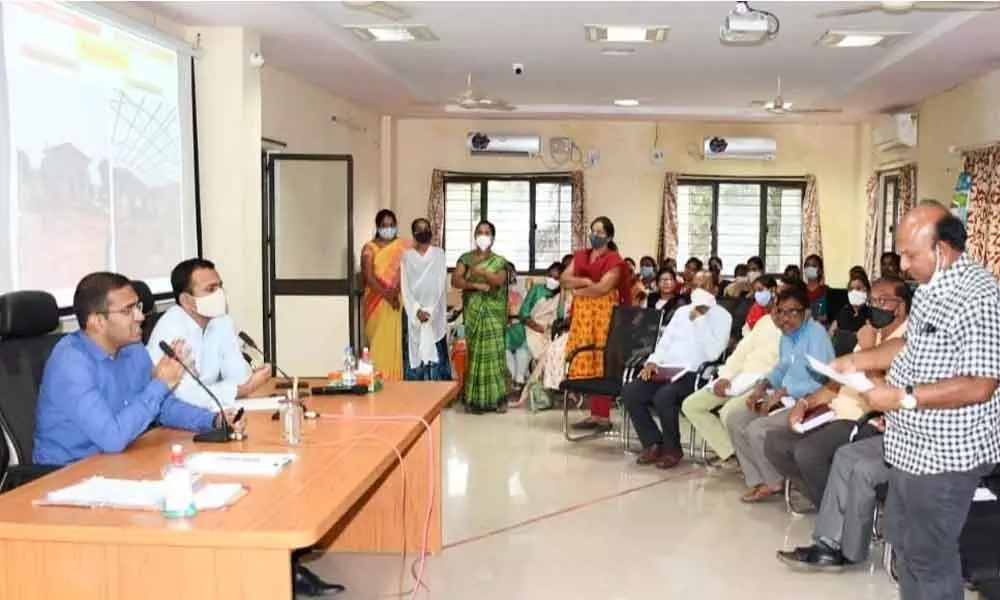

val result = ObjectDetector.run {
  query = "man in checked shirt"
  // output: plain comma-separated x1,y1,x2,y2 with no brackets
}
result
831,201,1000,600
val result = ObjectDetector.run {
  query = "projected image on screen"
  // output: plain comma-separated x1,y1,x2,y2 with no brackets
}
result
1,2,196,306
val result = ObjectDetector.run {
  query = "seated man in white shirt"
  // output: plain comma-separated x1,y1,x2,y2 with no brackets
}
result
624,271,732,469
147,258,342,597
147,259,271,411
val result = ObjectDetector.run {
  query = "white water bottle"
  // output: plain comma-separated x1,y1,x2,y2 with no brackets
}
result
342,345,357,387
162,444,197,518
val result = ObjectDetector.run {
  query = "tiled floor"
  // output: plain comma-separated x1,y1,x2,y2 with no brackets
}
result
308,407,904,599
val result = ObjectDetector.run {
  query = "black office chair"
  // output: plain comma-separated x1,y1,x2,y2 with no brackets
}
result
826,287,848,324
130,279,163,345
0,290,64,492
560,305,664,443
832,329,859,357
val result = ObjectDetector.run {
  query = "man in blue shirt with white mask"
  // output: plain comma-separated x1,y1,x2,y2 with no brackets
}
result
147,258,271,410
33,272,227,466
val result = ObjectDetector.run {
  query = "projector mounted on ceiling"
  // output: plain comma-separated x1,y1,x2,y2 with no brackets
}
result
720,1,779,45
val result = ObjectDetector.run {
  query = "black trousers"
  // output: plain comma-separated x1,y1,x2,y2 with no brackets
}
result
763,419,856,506
887,464,991,600
622,373,697,452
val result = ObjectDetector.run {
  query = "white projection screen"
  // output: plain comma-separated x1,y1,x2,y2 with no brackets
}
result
0,2,198,307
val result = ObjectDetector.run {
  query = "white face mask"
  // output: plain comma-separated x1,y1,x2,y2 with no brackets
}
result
847,290,868,307
475,235,492,251
193,288,227,319
545,277,560,291
927,244,944,288
690,288,716,308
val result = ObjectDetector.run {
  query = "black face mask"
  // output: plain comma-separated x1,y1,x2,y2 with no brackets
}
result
869,306,896,329
414,230,432,244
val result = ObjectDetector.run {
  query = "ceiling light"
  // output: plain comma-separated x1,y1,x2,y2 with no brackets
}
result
341,1,410,22
344,25,438,42
817,30,908,48
613,99,640,107
584,25,670,43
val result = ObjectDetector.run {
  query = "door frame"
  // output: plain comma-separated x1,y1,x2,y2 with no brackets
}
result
262,152,356,365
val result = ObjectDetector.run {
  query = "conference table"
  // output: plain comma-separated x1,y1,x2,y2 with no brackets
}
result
0,379,457,600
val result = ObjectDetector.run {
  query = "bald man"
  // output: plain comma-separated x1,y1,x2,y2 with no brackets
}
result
831,201,1000,599
623,271,732,469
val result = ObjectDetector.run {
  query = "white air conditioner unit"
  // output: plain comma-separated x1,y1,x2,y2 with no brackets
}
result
872,112,918,153
466,133,541,157
703,136,777,161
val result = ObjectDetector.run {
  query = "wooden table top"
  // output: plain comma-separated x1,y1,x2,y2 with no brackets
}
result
0,380,457,550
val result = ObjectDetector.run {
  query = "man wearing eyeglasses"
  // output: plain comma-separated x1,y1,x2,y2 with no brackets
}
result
33,271,223,466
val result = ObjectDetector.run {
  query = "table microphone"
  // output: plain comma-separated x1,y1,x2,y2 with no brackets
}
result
238,331,294,381
157,340,240,443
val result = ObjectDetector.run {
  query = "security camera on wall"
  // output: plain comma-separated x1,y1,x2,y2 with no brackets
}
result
249,52,265,68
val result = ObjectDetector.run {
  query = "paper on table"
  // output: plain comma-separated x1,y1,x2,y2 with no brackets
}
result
36,476,246,511
806,356,874,393
232,396,286,412
186,452,295,477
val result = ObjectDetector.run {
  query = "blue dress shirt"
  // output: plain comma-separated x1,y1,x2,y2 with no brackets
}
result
766,319,835,400
33,331,216,466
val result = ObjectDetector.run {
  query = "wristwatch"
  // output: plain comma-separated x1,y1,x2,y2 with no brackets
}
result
900,385,918,410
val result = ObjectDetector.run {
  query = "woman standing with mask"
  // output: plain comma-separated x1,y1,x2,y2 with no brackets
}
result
803,254,829,325
451,220,509,413
400,218,451,381
561,216,632,431
361,209,409,380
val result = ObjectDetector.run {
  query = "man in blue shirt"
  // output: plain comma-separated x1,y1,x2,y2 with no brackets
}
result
33,271,228,466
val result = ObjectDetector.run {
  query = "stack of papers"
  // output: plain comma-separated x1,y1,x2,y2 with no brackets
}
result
806,356,874,393
186,452,295,477
793,405,837,434
232,396,286,412
36,476,246,511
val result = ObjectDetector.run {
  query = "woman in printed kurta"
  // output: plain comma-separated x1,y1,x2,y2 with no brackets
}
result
560,216,633,431
451,220,509,413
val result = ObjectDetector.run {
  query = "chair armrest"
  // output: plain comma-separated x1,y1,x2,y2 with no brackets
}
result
848,410,885,442
0,463,62,493
564,345,602,372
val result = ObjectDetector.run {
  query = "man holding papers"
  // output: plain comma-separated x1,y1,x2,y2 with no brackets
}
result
829,204,1000,600
624,271,731,469
764,277,909,508
147,258,271,410
726,284,834,503
681,275,781,469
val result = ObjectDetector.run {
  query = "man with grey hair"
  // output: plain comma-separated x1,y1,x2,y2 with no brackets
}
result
831,201,1000,599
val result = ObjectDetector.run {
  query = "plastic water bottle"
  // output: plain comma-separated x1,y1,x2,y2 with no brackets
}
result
162,444,197,518
342,345,357,387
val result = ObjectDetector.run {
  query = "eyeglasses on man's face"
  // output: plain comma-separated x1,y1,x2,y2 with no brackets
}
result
774,307,805,319
103,301,144,317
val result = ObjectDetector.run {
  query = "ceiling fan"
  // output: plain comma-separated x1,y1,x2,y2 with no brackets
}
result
428,73,516,112
750,77,842,115
817,1,1000,18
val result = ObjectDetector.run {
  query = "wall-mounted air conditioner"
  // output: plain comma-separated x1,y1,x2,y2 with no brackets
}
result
703,136,777,161
466,133,541,157
872,112,918,153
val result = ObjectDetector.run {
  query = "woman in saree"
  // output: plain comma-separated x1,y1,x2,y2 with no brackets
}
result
451,220,509,414
361,209,409,380
400,218,452,381
561,216,633,431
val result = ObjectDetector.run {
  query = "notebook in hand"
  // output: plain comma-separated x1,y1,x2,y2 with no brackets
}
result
652,367,686,383
792,404,836,434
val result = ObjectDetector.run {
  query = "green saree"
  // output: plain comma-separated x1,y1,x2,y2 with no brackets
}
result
459,251,508,411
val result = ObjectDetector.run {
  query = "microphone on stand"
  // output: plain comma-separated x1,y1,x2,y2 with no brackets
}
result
158,341,242,443
238,331,302,387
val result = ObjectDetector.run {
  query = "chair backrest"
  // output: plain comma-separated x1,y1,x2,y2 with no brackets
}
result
826,287,848,323
719,295,751,342
0,291,63,464
832,329,858,357
602,306,664,382
131,280,162,345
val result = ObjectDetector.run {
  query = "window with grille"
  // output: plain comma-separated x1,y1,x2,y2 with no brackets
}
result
676,179,805,274
443,176,573,271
